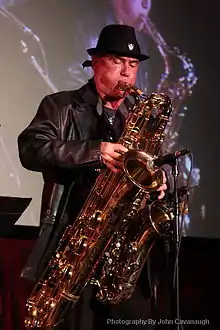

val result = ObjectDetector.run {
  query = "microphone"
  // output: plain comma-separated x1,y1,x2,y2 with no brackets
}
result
154,149,190,167
177,184,199,197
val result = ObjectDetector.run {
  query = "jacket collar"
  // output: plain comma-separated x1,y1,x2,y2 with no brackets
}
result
81,78,99,106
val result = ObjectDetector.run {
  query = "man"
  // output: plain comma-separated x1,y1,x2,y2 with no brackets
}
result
18,24,168,329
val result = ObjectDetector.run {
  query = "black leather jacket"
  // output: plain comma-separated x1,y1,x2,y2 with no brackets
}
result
18,78,133,281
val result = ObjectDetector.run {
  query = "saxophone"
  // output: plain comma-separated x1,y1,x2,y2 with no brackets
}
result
24,82,173,328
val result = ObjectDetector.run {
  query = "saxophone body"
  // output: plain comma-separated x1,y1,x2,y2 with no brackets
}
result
93,87,174,304
25,82,173,328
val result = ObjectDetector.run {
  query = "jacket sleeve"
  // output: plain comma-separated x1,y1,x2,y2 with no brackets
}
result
17,94,102,172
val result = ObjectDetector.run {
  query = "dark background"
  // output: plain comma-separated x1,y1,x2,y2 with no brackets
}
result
150,0,220,237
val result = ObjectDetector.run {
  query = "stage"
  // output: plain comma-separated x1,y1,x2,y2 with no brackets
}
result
0,226,219,329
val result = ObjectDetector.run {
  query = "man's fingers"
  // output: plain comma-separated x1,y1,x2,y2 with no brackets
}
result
105,163,122,173
111,158,123,169
105,163,121,173
102,156,123,172
112,151,124,162
157,183,167,192
114,144,128,154
158,191,165,200
162,170,167,184
102,154,123,167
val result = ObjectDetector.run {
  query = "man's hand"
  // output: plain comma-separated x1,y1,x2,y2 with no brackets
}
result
156,170,167,200
100,142,168,198
100,142,128,173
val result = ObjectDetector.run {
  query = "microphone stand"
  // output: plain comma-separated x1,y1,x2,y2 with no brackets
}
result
170,158,181,329
153,149,190,328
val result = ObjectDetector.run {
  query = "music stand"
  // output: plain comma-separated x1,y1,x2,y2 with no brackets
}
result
0,196,32,237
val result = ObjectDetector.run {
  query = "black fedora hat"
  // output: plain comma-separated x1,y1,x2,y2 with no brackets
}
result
87,24,149,62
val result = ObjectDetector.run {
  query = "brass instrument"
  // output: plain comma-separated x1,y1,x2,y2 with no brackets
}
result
24,82,173,328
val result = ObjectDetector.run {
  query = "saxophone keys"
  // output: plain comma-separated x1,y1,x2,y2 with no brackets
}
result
91,210,103,223
130,242,138,252
31,308,38,317
108,258,113,264
90,278,102,287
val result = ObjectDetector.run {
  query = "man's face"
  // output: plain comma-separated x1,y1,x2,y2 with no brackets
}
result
93,55,139,99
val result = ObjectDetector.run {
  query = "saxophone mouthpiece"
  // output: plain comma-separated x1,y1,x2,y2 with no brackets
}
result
116,80,129,92
116,81,145,98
